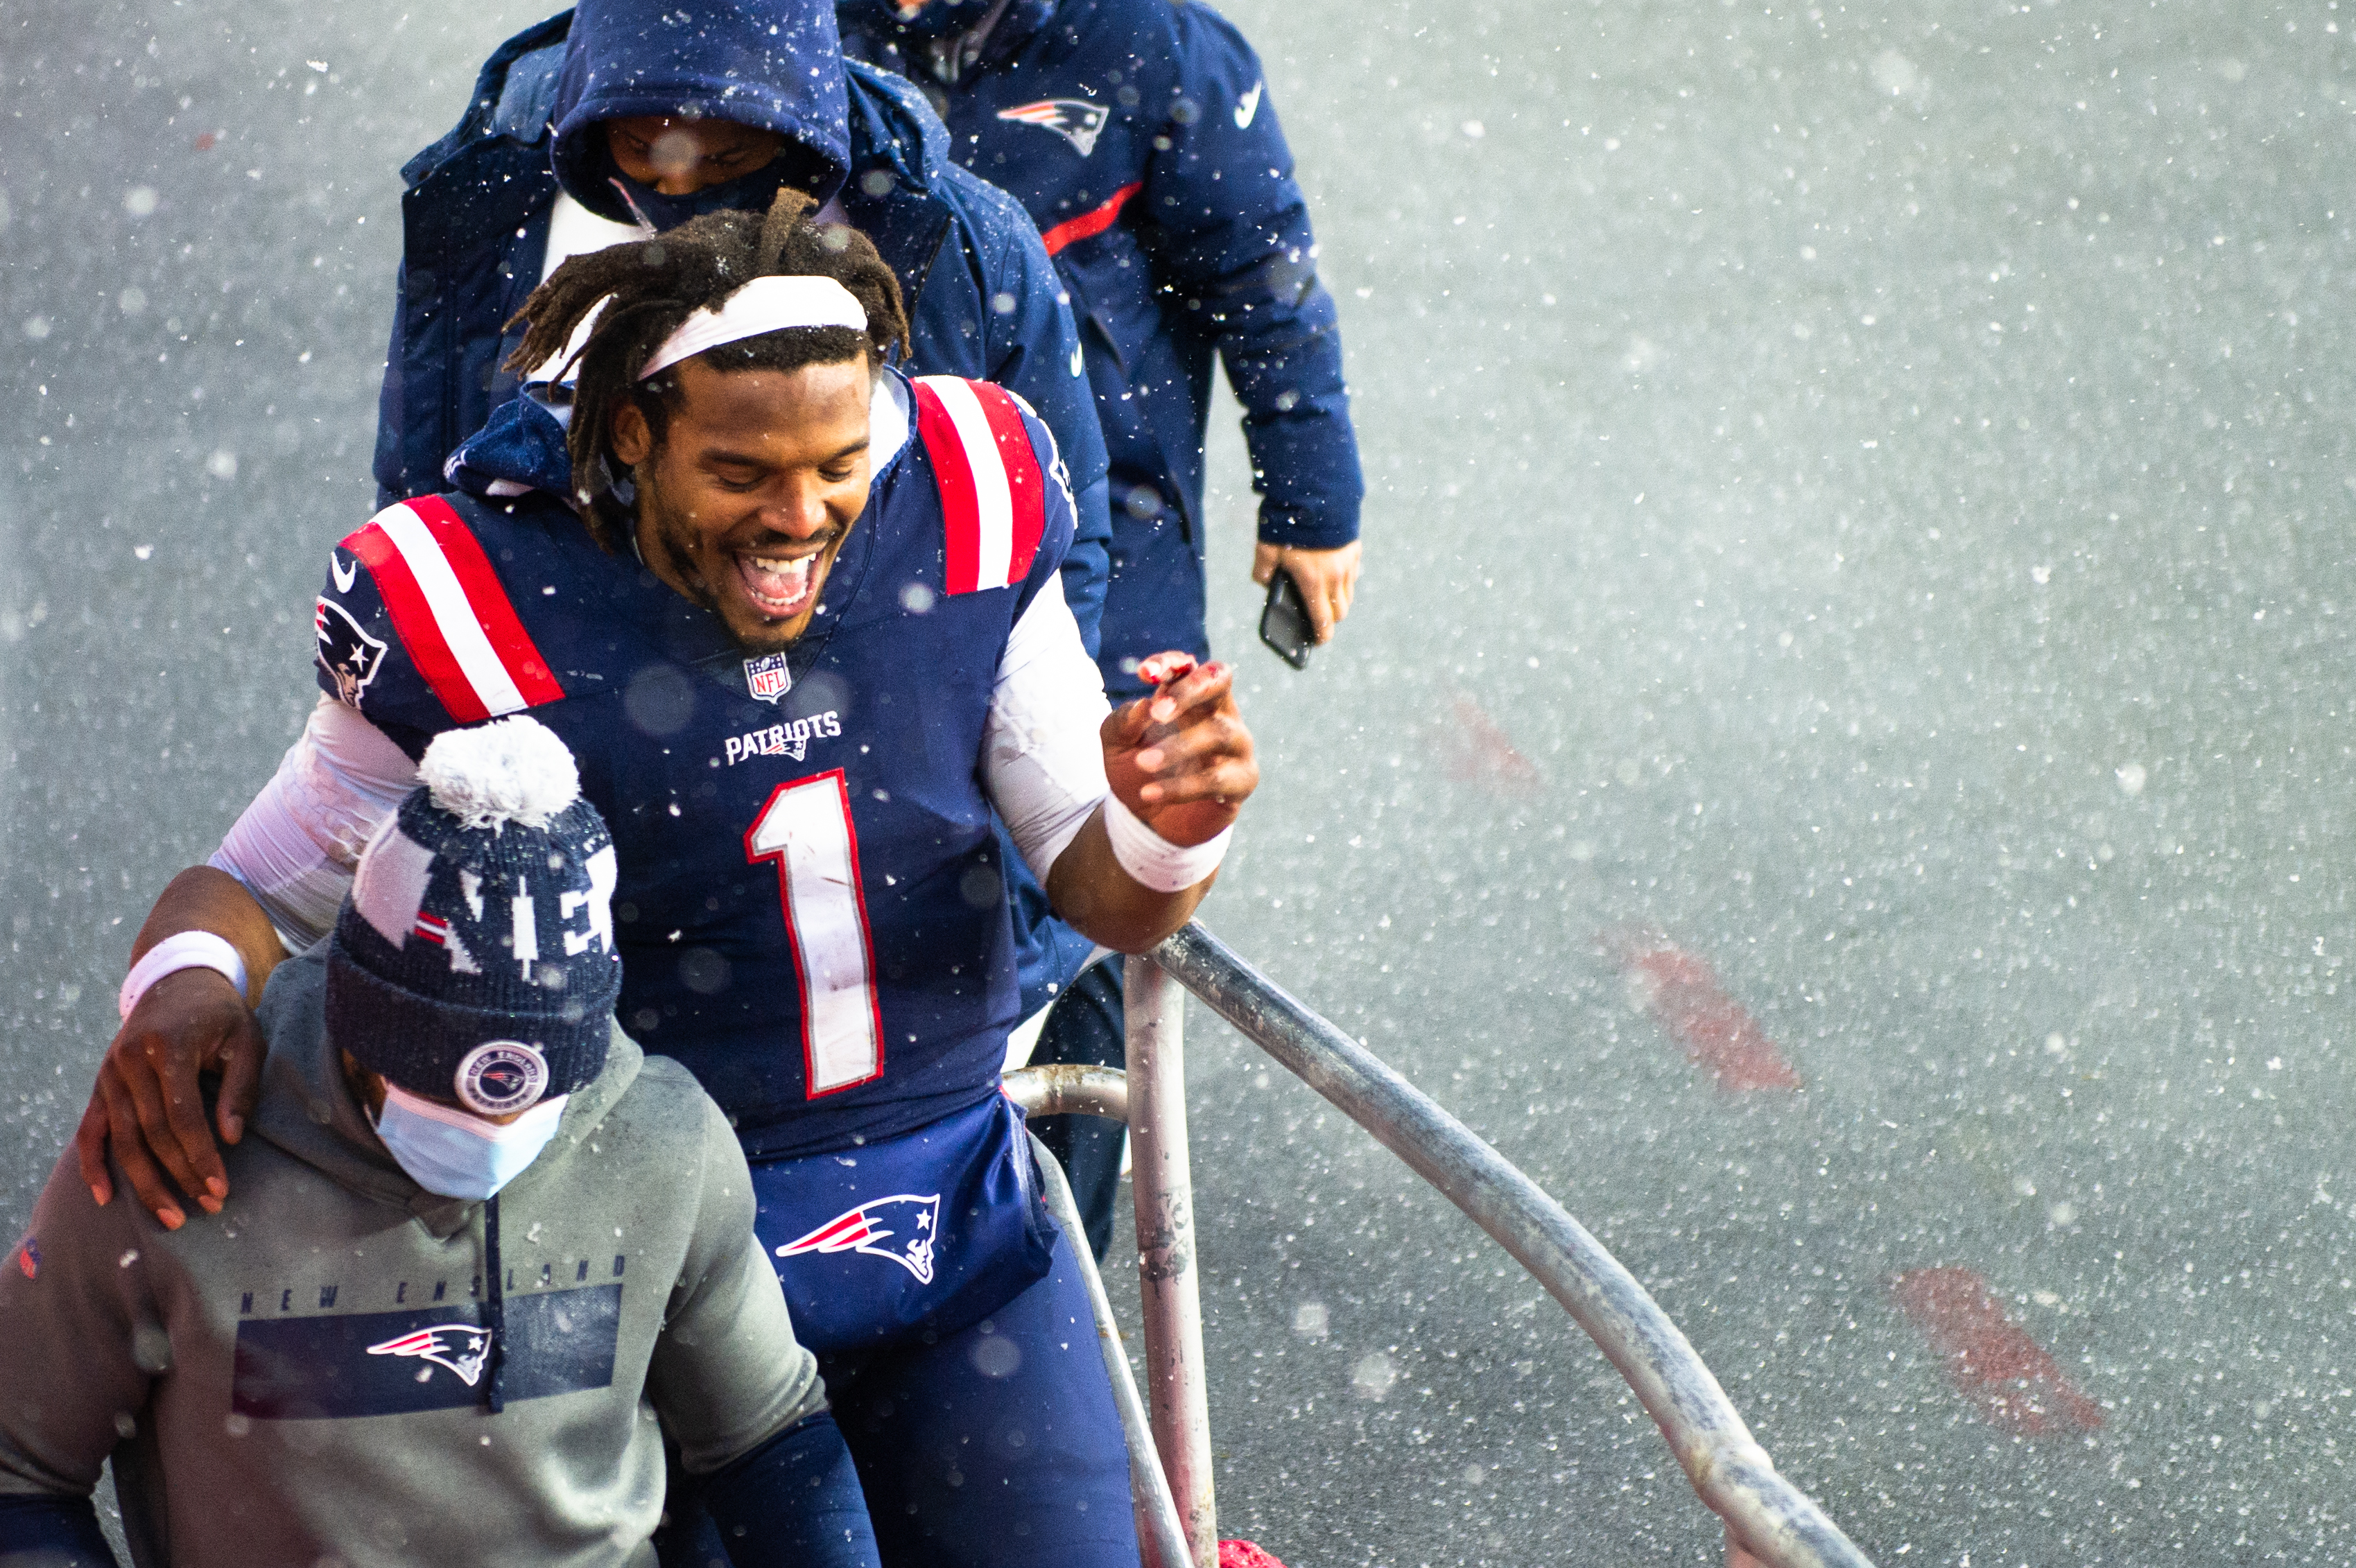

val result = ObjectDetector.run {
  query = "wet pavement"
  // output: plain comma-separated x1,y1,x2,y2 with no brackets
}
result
6,1,2352,1563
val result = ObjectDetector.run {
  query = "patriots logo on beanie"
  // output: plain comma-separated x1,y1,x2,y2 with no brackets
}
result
327,717,623,1113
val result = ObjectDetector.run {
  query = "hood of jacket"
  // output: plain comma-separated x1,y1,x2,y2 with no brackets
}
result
447,385,578,500
249,944,644,1241
551,0,854,225
401,12,958,220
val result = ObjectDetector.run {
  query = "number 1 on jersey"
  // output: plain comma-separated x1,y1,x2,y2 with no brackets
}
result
744,770,885,1097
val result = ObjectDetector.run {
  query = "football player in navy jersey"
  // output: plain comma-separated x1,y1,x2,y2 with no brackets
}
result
382,0,1127,1172
77,195,1254,1568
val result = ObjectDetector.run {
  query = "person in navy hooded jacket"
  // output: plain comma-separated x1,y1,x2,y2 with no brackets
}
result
836,0,1367,1255
374,0,1112,1040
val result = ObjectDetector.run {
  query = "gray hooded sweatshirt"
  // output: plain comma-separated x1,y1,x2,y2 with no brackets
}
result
0,948,823,1567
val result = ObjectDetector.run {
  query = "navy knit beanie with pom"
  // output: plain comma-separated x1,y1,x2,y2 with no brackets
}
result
327,716,621,1115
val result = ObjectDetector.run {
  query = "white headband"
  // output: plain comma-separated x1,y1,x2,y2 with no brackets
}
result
637,275,869,381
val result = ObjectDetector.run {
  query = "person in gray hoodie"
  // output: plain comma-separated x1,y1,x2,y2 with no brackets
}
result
0,718,879,1568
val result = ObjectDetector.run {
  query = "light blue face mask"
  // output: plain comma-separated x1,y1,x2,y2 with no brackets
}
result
373,1084,571,1201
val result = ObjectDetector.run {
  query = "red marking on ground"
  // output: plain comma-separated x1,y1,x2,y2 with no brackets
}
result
1446,697,1541,792
1602,930,1801,1091
1889,1267,2102,1435
1220,1543,1288,1568
193,130,220,152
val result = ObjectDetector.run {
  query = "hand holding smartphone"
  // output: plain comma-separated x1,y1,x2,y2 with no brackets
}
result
1258,569,1314,670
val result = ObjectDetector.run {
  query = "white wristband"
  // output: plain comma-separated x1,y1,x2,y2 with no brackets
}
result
1101,794,1232,894
119,932,250,1021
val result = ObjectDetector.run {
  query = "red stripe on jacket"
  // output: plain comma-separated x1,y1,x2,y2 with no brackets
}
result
1039,182,1142,256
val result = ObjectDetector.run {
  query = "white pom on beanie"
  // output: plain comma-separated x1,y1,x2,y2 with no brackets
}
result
417,715,582,830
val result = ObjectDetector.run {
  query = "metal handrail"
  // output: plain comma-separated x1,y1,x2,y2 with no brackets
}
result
1003,1061,1130,1122
1123,955,1218,1567
1023,1125,1195,1568
1147,923,1875,1568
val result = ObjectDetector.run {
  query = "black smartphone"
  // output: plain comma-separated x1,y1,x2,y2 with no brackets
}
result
1258,569,1315,668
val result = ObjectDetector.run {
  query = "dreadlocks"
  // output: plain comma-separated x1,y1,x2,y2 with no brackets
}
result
505,189,910,548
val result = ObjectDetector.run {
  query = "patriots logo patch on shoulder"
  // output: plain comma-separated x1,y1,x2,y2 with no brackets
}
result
777,1194,942,1284
366,1323,492,1387
315,593,388,708
997,98,1109,158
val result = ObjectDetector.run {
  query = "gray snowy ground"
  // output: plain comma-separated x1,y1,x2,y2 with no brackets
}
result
4,1,2352,1563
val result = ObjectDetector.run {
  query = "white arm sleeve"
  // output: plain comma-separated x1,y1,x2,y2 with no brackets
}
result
207,695,419,948
984,576,1114,885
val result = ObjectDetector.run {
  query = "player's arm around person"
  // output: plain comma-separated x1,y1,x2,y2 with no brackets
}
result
76,691,424,1227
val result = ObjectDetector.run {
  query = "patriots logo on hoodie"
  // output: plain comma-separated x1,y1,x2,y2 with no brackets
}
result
996,98,1109,158
367,1323,493,1386
776,1194,942,1283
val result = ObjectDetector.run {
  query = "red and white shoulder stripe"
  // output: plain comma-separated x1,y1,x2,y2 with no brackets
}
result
337,496,564,724
911,376,1047,596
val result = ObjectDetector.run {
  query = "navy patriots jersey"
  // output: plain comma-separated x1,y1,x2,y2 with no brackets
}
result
312,372,1077,1160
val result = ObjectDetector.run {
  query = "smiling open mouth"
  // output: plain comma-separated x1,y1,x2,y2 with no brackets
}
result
734,549,822,620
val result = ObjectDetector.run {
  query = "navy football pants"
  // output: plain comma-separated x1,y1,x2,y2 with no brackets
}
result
659,1221,1138,1568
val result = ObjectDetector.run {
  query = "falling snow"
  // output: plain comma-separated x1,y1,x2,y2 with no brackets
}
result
3,1,2350,1565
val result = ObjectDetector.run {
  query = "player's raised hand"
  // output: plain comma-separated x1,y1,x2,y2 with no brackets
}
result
1100,653,1258,849
76,968,266,1230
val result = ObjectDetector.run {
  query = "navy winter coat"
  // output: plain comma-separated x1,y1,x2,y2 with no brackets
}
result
839,0,1363,693
372,3,1113,645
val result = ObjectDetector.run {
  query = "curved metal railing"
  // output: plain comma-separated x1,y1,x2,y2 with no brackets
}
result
1008,921,1874,1568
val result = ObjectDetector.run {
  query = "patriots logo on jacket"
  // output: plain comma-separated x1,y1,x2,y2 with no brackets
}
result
776,1194,942,1284
366,1323,492,1386
996,98,1109,158
315,593,388,709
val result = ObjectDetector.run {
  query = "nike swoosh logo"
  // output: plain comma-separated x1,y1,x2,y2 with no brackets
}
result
1234,82,1263,130
330,554,356,593
1071,343,1086,377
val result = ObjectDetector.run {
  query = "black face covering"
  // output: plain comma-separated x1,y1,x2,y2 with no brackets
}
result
604,141,840,232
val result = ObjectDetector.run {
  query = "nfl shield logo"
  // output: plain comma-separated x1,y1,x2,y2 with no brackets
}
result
744,653,792,704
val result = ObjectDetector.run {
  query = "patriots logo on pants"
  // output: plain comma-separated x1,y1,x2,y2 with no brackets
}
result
366,1323,492,1386
996,98,1110,158
777,1194,942,1284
